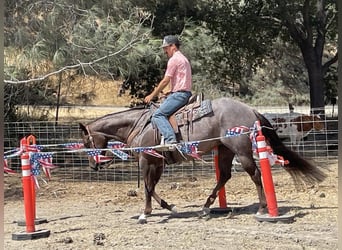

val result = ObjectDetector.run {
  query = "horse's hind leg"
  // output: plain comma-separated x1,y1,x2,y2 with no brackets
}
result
203,145,234,212
152,192,177,213
141,166,176,219
149,161,176,213
238,154,267,214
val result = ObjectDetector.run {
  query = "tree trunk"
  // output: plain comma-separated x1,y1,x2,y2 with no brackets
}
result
300,46,325,115
306,63,325,115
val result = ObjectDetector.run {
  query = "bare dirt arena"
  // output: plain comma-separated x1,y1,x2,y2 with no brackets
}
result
4,159,338,250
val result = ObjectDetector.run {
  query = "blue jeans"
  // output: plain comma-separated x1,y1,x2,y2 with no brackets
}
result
152,91,192,143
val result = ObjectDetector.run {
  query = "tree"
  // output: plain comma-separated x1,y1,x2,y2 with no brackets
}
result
4,0,160,120
133,0,202,36
204,0,338,114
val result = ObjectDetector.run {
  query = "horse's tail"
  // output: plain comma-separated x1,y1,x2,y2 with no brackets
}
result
253,110,326,188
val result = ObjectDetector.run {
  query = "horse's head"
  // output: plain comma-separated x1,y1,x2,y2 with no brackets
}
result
312,114,325,131
79,123,111,171
291,115,325,132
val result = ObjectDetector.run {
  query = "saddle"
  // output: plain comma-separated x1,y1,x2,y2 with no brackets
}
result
168,93,213,140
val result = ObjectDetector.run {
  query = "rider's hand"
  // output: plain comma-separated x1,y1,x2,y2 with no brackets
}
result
144,94,154,104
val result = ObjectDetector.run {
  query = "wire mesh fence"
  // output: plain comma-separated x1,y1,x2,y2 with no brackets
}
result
4,105,338,185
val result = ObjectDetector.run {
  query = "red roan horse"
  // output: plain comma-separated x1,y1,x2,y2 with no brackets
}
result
79,97,326,223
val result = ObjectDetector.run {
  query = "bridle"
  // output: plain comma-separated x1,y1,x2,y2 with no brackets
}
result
85,125,121,148
84,125,116,170
83,108,151,170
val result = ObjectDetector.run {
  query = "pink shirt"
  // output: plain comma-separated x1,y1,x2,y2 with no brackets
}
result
165,51,192,92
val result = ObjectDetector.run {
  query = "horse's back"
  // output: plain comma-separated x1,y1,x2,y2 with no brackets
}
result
212,97,258,126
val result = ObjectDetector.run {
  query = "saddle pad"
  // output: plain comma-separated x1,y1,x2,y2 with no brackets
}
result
174,99,213,126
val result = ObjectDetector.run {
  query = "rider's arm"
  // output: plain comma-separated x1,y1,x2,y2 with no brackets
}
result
144,76,171,103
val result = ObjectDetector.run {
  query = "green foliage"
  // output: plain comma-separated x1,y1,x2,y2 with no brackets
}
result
202,0,338,110
240,39,311,106
324,65,338,104
4,0,338,121
4,0,160,120
202,0,281,81
132,0,203,36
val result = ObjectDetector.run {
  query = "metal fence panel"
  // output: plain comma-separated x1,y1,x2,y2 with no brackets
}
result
4,105,338,184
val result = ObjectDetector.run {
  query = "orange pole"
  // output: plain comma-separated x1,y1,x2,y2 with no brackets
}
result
27,135,36,145
255,122,278,217
20,137,27,152
213,146,227,208
31,173,36,220
21,152,36,233
26,135,37,220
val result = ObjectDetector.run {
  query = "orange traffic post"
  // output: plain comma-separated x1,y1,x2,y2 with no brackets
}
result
255,131,279,217
17,135,47,227
254,123,295,223
21,152,36,233
26,135,37,220
213,146,227,209
20,137,27,152
12,136,50,240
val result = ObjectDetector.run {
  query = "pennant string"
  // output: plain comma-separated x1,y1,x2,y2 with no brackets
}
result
3,122,288,184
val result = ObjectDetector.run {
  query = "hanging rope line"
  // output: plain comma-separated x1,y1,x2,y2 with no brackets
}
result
4,123,285,184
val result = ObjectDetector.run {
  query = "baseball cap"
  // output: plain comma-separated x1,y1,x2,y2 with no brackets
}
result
161,35,180,48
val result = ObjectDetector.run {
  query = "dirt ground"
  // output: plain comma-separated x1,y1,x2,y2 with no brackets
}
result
4,159,338,250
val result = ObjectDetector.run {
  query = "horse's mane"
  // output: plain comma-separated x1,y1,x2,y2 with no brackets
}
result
91,105,147,123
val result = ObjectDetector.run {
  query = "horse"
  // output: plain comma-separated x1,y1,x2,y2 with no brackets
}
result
79,97,326,223
263,112,325,147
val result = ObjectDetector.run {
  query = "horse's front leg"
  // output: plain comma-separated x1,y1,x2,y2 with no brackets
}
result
138,158,174,223
138,171,154,224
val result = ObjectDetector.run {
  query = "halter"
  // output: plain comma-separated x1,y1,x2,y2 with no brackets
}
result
85,125,115,170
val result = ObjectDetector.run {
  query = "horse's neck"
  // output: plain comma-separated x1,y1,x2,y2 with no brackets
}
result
126,110,152,145
93,109,148,142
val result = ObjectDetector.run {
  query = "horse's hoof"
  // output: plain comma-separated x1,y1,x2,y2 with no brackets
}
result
198,207,211,219
137,214,147,224
170,205,177,214
256,211,265,216
202,207,211,215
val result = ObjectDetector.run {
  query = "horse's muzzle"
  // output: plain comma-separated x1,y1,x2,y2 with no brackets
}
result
90,160,113,171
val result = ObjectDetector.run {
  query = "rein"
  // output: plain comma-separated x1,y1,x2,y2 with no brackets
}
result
85,125,115,170
86,108,150,147
126,109,151,146
86,125,120,146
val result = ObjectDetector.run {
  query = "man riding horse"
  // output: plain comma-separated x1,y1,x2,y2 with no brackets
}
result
144,35,192,151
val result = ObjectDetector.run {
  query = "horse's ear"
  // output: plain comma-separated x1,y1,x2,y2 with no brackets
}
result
79,123,88,135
